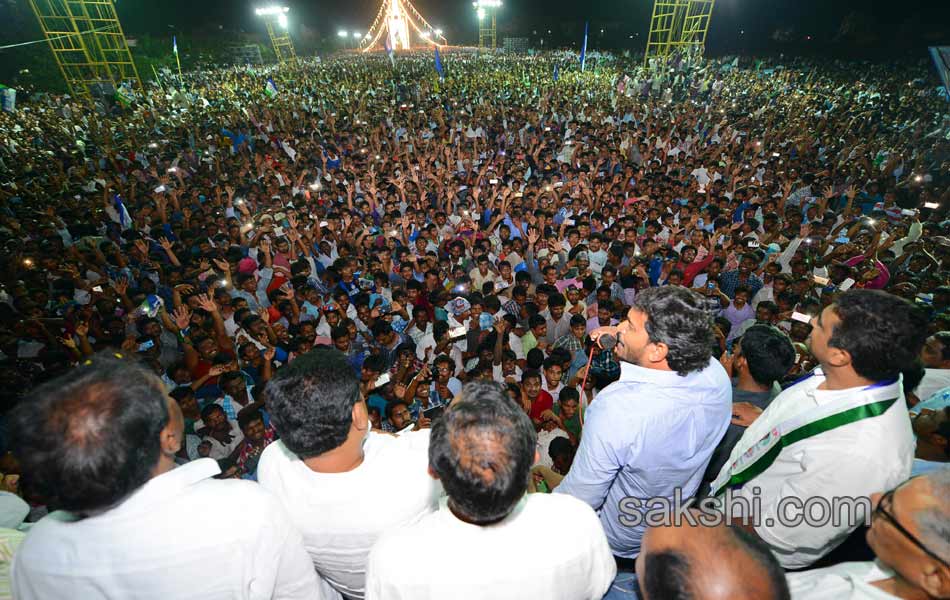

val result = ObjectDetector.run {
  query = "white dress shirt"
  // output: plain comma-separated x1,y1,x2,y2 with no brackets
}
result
258,431,441,600
12,459,338,600
711,373,914,570
787,560,899,599
365,494,616,600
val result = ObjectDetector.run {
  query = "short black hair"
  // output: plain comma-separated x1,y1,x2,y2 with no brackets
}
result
264,347,361,459
738,325,796,387
429,381,536,524
829,290,928,382
633,286,714,376
8,354,170,514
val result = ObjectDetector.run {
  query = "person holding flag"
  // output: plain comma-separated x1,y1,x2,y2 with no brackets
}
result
580,22,589,72
434,47,445,84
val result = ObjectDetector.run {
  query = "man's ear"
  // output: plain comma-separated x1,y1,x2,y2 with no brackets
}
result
918,561,950,599
825,346,852,369
650,341,669,365
352,401,368,431
159,422,181,455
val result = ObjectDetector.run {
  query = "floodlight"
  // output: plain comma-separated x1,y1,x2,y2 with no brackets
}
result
477,8,486,20
435,28,443,36
277,13,288,28
255,5,289,16
353,31,362,38
421,31,430,39
338,30,348,37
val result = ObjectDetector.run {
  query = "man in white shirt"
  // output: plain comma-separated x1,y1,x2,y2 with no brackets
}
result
713,290,928,570
787,468,950,599
366,380,615,600
10,354,334,600
258,348,441,600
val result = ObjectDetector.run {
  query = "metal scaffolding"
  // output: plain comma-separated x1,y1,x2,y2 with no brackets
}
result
474,0,500,50
265,20,296,63
645,0,715,67
28,0,140,98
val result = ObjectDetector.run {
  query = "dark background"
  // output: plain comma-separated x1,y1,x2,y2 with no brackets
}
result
0,0,949,89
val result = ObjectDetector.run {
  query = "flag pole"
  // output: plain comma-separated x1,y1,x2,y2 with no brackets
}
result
151,64,165,93
173,36,183,88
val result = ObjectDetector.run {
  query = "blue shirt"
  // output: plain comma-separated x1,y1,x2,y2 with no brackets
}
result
556,359,732,558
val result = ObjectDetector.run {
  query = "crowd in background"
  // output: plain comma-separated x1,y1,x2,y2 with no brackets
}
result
0,48,948,599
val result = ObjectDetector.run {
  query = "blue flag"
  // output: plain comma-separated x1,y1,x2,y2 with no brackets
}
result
384,35,395,67
434,47,444,82
112,194,132,230
553,64,559,82
580,22,589,72
173,35,178,56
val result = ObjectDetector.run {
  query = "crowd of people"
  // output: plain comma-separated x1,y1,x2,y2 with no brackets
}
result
0,47,948,599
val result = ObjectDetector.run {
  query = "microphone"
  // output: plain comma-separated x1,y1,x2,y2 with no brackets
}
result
579,332,618,425
599,333,618,351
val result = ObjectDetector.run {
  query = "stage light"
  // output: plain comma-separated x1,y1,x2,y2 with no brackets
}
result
421,31,430,38
474,0,502,6
435,28,443,36
477,8,486,20
353,31,362,38
277,13,288,28
338,30,348,37
255,5,289,16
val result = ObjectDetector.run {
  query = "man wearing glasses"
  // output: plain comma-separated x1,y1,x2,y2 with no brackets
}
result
788,469,950,599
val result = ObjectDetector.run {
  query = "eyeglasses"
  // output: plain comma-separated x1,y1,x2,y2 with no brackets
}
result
874,488,950,568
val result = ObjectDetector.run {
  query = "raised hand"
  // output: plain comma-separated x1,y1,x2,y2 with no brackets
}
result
173,306,192,330
112,278,128,296
195,293,218,314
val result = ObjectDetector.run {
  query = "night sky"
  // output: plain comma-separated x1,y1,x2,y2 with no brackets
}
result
0,0,948,56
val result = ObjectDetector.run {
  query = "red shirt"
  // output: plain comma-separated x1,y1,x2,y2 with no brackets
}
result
528,390,554,422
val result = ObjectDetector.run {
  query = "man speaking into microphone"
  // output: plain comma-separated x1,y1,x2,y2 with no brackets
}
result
556,286,732,562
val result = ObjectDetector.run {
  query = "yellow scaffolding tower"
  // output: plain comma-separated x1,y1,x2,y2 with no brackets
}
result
28,0,140,98
474,1,500,50
264,21,296,63
644,0,715,67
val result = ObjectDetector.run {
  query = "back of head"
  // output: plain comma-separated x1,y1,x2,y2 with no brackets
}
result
429,380,536,525
830,290,928,382
642,523,789,600
264,347,360,459
739,325,796,387
633,286,714,376
9,353,169,514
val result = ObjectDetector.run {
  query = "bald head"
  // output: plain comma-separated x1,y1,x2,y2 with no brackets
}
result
637,512,789,600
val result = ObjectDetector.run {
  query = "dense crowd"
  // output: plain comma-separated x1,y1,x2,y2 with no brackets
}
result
0,48,948,599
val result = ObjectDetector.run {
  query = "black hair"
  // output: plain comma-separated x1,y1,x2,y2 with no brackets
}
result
237,408,264,431
738,325,796,387
8,354,170,514
263,347,361,459
429,381,536,524
633,287,714,376
829,291,928,382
